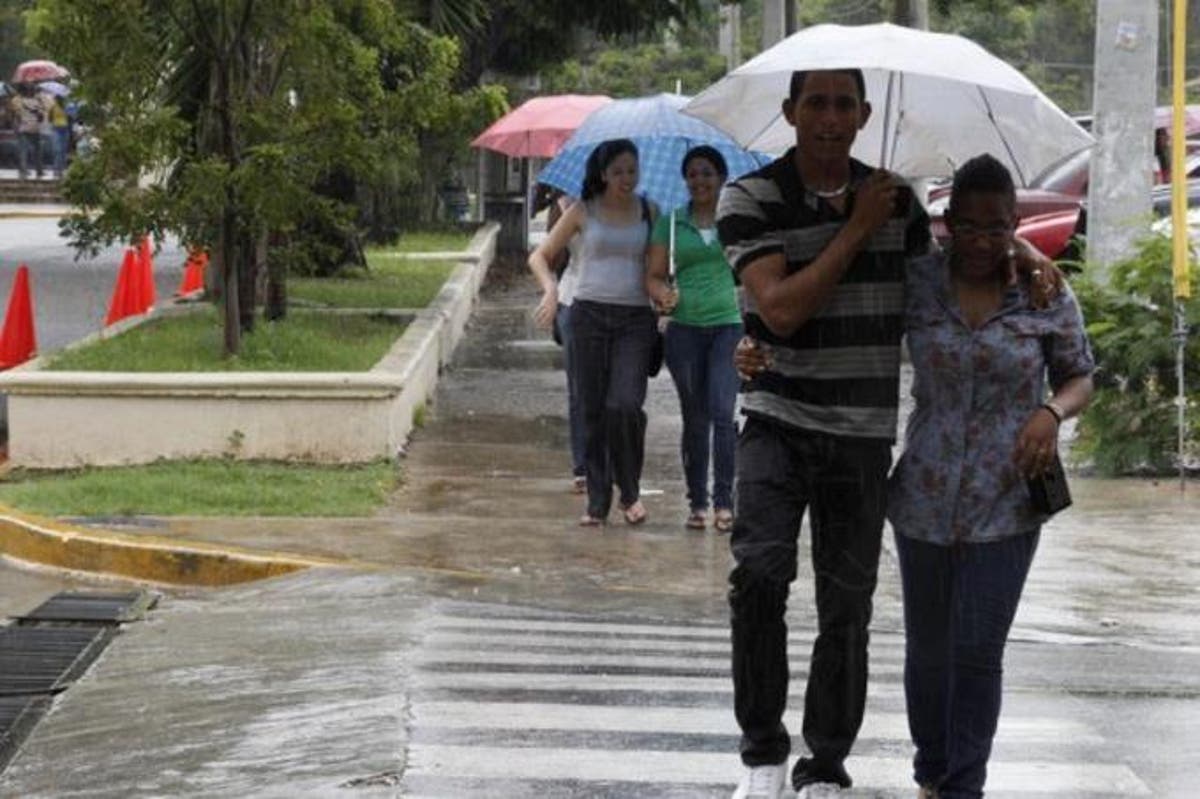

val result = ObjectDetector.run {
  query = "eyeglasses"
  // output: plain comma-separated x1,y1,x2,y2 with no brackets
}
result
951,221,1014,240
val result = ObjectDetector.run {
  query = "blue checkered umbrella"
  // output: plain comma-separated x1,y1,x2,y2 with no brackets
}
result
535,93,772,210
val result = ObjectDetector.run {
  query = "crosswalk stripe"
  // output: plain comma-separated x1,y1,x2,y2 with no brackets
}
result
423,630,907,656
412,701,1104,745
416,648,905,675
406,745,1152,795
414,670,908,699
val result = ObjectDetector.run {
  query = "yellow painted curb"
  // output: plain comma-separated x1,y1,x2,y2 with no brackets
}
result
0,505,351,586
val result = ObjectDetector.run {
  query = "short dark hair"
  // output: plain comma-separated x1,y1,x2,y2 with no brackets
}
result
948,153,1016,215
681,145,728,179
789,69,866,103
582,138,638,201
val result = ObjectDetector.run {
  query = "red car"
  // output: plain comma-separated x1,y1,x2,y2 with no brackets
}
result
929,149,1200,256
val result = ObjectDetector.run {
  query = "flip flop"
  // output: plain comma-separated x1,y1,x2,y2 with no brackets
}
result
579,514,605,527
571,476,586,494
620,501,648,526
713,508,734,533
685,510,707,530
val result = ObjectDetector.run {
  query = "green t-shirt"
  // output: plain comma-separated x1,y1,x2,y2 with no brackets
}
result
650,206,741,327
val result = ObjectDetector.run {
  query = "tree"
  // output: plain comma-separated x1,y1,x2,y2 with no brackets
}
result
26,0,500,356
0,1,37,82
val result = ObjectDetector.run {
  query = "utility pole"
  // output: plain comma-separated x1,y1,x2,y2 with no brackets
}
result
892,0,929,29
1087,0,1159,277
762,0,786,50
719,4,742,72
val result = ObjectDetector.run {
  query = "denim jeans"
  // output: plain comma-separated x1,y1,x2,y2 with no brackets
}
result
894,529,1040,799
664,321,742,511
556,303,586,478
17,132,43,179
729,417,891,780
569,299,657,518
54,127,70,176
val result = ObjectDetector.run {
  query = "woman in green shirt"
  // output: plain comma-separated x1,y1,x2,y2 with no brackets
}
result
646,146,743,533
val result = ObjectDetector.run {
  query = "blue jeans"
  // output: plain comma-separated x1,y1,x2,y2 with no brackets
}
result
17,132,43,179
54,127,70,176
894,529,1040,798
569,300,657,518
664,321,741,511
556,303,585,478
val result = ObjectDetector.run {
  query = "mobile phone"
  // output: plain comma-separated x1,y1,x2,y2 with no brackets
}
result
892,184,913,218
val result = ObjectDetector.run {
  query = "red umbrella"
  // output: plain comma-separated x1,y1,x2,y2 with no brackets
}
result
471,94,612,159
12,60,70,84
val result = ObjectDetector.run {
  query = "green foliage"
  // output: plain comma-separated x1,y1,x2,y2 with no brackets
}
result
45,308,406,372
0,459,399,517
1072,235,1200,475
539,43,726,98
289,256,456,307
0,0,37,80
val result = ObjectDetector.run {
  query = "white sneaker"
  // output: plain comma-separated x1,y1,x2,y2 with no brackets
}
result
732,764,788,799
796,783,843,799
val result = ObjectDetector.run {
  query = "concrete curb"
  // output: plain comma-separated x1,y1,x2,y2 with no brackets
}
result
0,505,354,586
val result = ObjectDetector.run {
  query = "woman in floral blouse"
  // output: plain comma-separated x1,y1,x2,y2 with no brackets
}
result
887,154,1095,799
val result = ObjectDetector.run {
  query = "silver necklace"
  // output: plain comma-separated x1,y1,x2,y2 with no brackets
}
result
809,182,849,199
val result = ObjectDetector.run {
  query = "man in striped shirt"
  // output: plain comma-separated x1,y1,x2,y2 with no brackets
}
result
718,69,931,799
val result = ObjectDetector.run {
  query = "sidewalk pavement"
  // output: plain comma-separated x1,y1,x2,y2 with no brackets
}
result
1,263,1199,796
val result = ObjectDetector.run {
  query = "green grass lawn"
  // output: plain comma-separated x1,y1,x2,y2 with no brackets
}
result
387,230,473,252
45,307,406,371
0,459,398,517
290,255,456,309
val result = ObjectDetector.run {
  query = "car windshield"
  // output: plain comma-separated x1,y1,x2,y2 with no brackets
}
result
1030,148,1092,192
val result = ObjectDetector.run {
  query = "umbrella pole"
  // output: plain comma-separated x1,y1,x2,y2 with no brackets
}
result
879,73,895,168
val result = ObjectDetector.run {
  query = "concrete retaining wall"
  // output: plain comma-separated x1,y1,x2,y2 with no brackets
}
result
0,223,498,467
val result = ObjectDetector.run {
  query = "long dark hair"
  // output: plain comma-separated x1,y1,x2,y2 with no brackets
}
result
581,138,638,201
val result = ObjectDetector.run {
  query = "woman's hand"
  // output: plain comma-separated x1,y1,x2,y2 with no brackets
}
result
1013,407,1059,478
733,336,772,381
1010,237,1063,309
654,286,679,315
533,285,558,330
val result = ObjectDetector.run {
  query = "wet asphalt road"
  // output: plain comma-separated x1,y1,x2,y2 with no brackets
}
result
0,248,1197,796
0,216,185,354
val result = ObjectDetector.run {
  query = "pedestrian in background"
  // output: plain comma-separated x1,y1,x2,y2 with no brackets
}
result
11,84,52,181
527,139,658,526
645,145,742,533
531,182,587,494
50,96,70,178
887,154,1094,799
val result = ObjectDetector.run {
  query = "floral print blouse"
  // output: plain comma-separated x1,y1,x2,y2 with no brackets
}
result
887,252,1095,545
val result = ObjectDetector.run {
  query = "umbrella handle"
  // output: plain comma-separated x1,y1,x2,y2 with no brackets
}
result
668,209,676,281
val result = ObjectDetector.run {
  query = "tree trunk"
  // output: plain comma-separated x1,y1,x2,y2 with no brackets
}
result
264,232,287,323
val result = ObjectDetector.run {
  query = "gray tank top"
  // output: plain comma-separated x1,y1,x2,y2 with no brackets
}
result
573,200,651,307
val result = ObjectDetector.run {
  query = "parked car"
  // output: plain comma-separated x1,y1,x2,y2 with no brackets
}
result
1015,178,1200,261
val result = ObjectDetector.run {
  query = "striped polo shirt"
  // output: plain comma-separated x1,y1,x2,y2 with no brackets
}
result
716,150,931,442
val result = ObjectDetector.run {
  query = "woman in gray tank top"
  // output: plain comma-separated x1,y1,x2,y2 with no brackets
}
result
528,139,659,526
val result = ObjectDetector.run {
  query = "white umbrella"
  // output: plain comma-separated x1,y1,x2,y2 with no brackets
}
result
683,23,1094,186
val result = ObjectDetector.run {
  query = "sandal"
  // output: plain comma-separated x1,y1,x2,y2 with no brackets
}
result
579,514,605,527
713,508,734,533
619,500,648,526
571,475,586,494
685,510,707,530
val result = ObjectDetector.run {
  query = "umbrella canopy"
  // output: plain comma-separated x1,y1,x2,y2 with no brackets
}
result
38,80,70,98
1154,105,1200,136
536,93,773,210
683,23,1093,186
12,60,70,84
471,94,612,159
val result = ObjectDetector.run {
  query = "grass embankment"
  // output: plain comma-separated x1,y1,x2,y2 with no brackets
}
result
0,459,398,517
14,233,471,517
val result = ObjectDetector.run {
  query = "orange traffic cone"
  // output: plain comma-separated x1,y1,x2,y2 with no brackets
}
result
138,235,156,310
0,265,37,370
105,249,143,326
175,250,208,296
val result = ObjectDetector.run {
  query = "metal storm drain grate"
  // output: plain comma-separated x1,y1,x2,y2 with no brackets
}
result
14,591,158,625
0,590,158,774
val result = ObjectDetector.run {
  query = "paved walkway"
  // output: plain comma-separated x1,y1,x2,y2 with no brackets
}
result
2,263,1199,796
